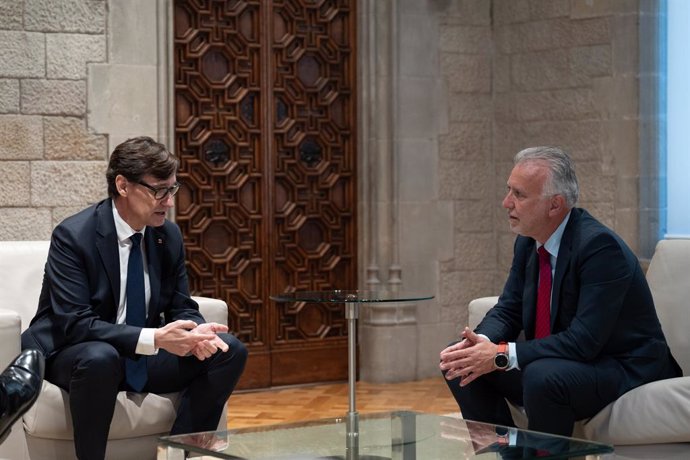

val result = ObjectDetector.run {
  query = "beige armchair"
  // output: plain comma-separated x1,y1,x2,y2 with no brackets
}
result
0,241,229,460
467,238,690,450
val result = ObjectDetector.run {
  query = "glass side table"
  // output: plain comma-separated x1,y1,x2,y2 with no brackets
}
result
158,411,615,459
270,290,434,458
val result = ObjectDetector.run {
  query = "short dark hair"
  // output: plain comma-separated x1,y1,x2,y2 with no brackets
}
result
106,136,178,198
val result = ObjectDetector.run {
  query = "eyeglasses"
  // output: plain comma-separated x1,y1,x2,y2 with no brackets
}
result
136,181,181,200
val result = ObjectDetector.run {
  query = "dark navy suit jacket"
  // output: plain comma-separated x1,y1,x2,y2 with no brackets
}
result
476,208,681,399
21,198,205,360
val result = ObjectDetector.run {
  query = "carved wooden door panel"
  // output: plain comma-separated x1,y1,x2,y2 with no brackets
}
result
173,0,356,389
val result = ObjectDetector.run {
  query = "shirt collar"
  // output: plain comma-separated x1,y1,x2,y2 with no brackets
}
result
112,199,146,244
538,210,571,258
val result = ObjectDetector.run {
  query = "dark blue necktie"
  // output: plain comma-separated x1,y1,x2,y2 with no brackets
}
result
125,233,147,391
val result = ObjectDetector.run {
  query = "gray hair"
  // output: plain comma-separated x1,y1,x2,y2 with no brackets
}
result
514,146,579,208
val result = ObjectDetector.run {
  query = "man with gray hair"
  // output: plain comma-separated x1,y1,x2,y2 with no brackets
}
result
440,146,680,438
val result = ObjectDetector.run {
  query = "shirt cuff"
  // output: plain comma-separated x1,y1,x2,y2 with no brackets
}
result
508,342,519,370
478,334,519,370
509,427,518,445
135,328,158,355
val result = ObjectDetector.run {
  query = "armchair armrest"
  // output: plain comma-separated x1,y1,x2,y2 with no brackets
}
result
193,296,229,327
468,296,499,330
0,308,22,368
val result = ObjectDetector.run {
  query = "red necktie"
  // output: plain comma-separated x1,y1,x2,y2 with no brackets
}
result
535,246,552,339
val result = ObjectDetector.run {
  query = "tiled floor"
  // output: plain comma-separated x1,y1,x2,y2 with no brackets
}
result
227,377,459,429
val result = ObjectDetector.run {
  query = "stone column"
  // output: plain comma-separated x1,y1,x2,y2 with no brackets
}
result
357,0,419,382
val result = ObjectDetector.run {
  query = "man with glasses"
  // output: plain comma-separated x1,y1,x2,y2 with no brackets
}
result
21,136,247,460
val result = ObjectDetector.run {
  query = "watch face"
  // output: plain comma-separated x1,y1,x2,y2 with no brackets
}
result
495,354,509,368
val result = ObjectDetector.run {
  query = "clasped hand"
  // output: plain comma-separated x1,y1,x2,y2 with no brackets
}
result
439,327,499,386
154,320,230,360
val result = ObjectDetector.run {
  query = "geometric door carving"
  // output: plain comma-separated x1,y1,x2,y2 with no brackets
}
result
173,0,357,389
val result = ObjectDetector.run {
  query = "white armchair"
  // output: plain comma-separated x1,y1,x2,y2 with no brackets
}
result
467,239,690,450
0,241,229,460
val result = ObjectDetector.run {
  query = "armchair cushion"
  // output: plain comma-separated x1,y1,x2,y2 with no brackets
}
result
468,297,499,330
582,377,690,445
195,296,229,326
23,385,179,440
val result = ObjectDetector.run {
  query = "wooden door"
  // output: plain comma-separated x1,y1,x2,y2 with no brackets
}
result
173,0,357,389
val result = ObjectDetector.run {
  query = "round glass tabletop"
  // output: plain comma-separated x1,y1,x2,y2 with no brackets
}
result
270,289,434,303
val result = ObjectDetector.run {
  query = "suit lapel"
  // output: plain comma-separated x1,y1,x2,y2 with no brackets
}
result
551,209,579,331
524,242,539,338
95,199,121,314
145,228,163,325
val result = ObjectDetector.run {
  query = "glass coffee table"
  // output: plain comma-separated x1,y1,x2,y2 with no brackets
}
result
158,411,614,459
270,290,434,452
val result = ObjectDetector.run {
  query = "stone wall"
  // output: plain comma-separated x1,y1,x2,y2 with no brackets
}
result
435,0,641,357
0,0,108,239
0,0,163,240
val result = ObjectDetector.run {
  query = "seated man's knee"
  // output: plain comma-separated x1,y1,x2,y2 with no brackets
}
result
522,359,569,404
213,333,247,373
73,342,122,381
221,333,247,360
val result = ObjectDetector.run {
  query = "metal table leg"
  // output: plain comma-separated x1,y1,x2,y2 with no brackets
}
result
345,301,359,459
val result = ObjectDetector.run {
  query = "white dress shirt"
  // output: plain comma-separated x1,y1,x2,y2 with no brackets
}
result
112,204,157,355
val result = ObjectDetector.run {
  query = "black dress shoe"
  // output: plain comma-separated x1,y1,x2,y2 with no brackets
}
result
0,349,45,443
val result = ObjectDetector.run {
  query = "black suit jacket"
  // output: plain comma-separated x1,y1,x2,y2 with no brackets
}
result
21,198,205,359
476,208,681,396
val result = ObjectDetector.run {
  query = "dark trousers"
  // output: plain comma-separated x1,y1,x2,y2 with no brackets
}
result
443,357,622,437
46,333,247,460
